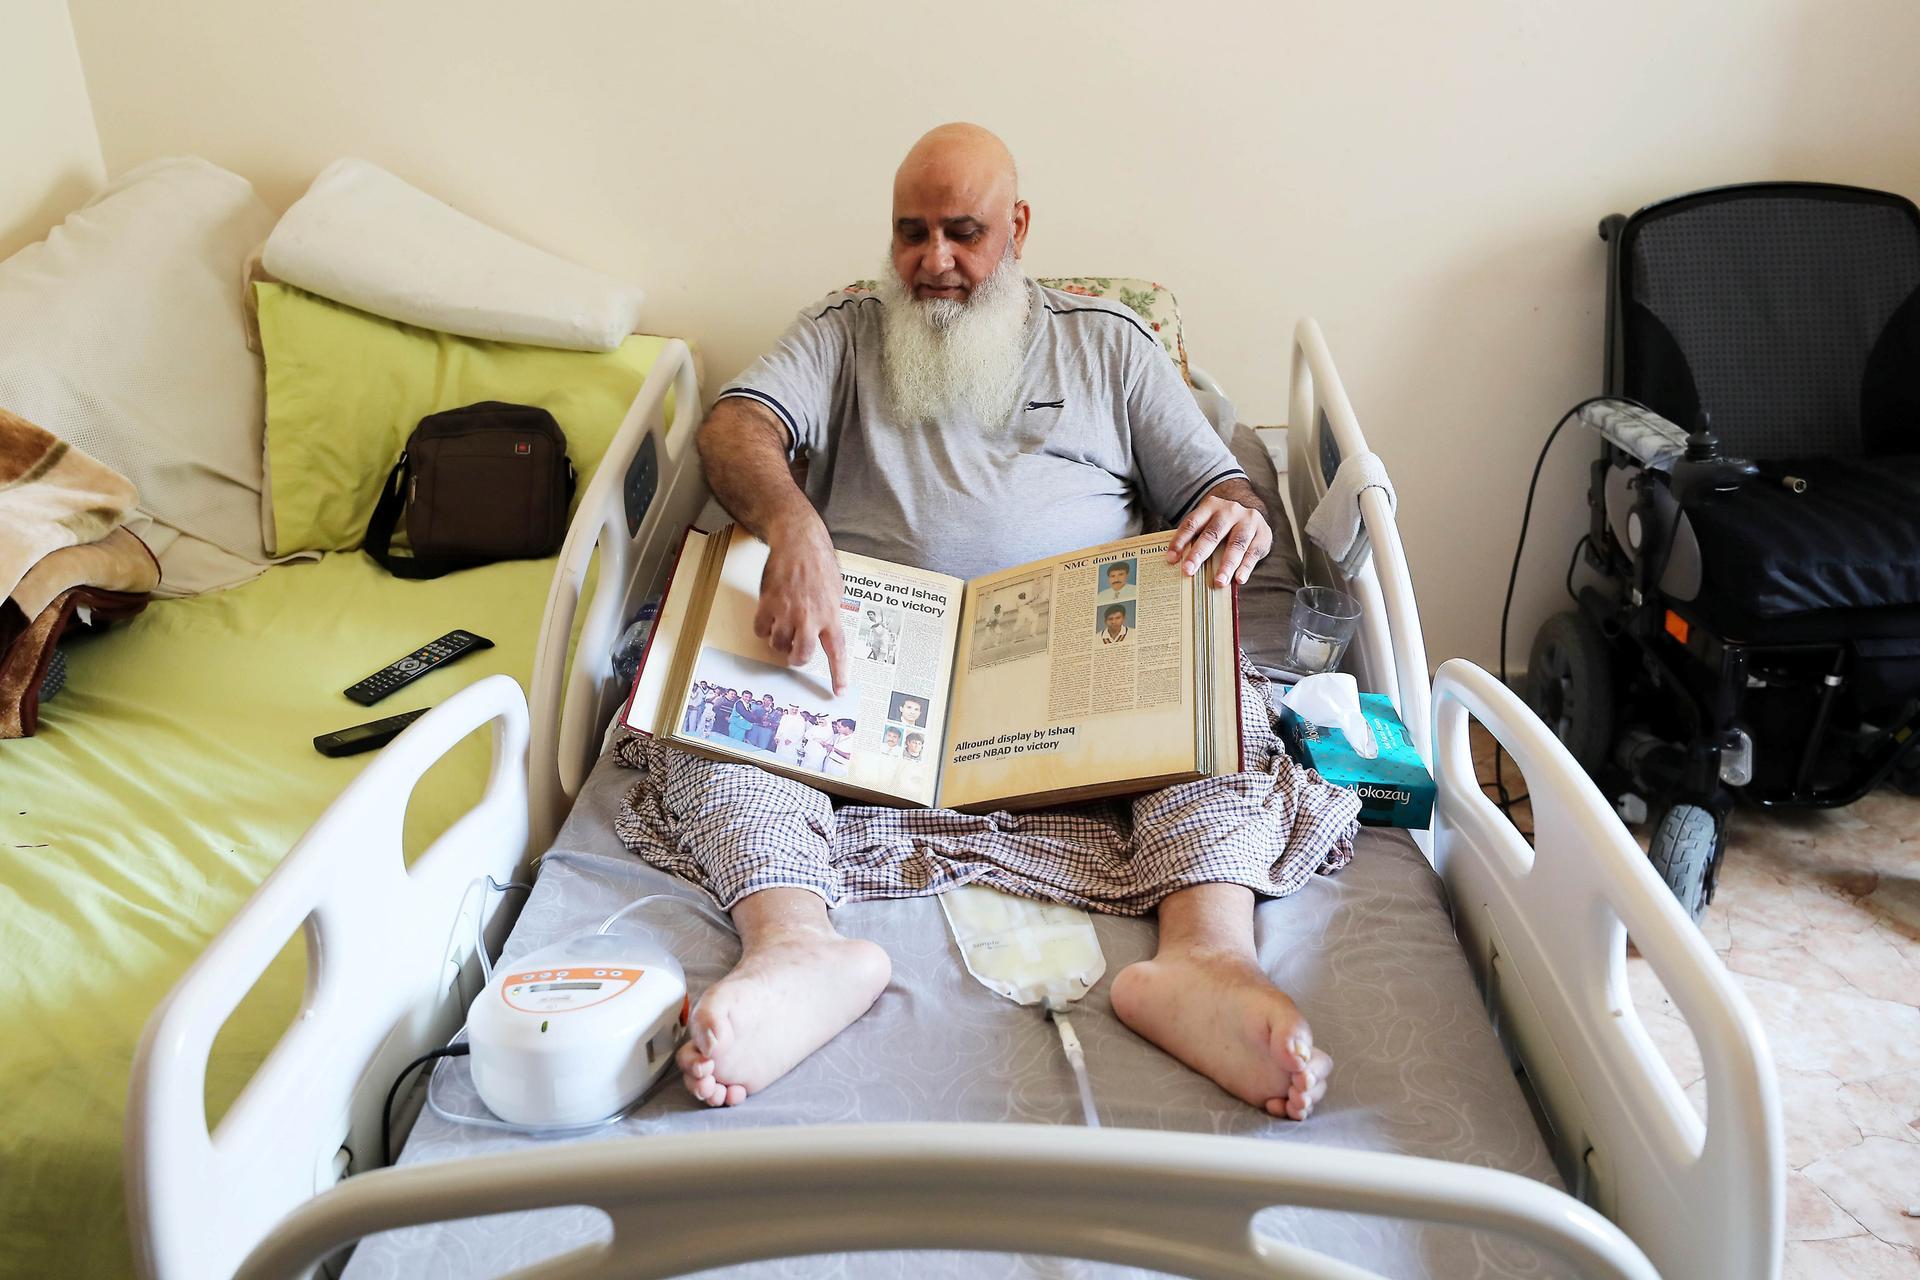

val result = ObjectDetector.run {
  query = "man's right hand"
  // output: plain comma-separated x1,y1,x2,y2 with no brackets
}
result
755,516,850,695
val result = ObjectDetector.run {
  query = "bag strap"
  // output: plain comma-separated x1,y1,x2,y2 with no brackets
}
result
362,453,471,580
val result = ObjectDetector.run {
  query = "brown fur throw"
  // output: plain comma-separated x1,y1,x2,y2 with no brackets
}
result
0,407,138,601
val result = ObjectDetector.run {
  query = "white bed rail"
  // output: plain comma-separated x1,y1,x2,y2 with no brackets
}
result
1286,318,1430,767
528,338,708,850
1429,658,1783,1280
125,676,533,1280
237,1123,1657,1280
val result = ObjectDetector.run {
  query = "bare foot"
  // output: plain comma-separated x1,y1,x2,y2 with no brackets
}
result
1111,947,1333,1120
676,931,890,1106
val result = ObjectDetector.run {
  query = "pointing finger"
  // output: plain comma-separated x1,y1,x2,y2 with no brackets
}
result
823,619,850,696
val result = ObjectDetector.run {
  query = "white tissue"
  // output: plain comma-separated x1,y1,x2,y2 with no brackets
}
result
1282,672,1379,759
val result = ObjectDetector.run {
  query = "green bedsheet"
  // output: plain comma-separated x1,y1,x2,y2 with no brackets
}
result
0,549,566,1278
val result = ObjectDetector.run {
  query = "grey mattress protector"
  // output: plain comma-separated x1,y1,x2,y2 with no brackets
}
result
346,745,1569,1280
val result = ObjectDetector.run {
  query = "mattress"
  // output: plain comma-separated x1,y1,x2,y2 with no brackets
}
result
348,749,1571,1280
0,550,564,1280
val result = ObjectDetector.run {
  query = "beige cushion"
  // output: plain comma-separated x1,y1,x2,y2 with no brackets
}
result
0,158,278,578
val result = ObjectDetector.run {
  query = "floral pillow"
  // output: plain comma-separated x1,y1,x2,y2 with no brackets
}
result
1038,277,1190,385
839,275,1191,385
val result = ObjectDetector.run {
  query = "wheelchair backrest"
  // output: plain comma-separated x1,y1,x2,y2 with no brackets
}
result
1605,182,1920,461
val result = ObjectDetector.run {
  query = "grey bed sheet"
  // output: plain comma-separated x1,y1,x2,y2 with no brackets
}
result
346,750,1571,1280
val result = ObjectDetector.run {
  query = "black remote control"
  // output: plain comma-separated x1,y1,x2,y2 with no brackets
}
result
343,630,494,706
314,707,432,757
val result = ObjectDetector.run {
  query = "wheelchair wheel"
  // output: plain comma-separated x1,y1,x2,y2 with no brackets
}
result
1649,803,1717,921
1894,748,1920,797
1525,611,1614,775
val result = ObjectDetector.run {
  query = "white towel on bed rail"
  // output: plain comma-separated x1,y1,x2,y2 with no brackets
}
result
1304,451,1396,579
262,158,645,351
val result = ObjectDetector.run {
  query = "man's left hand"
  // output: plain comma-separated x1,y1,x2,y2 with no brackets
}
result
1167,484,1272,587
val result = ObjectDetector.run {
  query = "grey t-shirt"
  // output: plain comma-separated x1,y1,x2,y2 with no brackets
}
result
717,280,1246,580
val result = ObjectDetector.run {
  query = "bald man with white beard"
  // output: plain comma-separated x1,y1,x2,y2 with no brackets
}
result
673,123,1333,1123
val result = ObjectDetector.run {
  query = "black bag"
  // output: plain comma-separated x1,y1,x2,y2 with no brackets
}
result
364,401,576,579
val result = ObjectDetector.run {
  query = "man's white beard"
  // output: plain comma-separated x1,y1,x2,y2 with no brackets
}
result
878,246,1031,428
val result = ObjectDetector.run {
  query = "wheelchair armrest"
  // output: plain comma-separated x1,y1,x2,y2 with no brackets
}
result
1579,399,1761,503
1576,399,1689,472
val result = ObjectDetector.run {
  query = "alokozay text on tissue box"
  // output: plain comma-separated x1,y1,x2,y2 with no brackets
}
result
1278,691,1435,829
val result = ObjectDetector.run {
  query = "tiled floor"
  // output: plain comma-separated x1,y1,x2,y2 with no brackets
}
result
1472,730,1920,1277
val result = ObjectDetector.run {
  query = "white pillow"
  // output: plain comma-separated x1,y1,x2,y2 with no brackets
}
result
0,157,278,577
263,158,645,352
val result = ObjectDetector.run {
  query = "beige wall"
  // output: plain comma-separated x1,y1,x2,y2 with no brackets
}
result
66,0,1920,670
0,0,104,259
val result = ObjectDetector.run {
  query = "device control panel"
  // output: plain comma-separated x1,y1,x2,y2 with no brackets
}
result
500,966,643,1014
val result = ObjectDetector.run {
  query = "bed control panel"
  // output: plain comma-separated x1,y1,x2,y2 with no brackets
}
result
313,706,433,757
343,630,494,706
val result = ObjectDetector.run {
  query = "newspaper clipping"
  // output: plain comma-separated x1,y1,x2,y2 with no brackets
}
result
1046,542,1184,720
839,562,959,793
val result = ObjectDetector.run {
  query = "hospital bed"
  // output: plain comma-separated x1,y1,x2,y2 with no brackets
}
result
127,323,1784,1279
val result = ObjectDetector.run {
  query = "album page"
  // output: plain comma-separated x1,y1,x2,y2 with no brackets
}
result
937,531,1210,811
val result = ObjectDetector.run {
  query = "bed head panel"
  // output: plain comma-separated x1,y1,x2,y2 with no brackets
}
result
528,339,708,850
1286,318,1431,767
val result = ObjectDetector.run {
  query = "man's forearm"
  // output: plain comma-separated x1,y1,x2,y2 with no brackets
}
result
695,397,822,541
1205,475,1267,521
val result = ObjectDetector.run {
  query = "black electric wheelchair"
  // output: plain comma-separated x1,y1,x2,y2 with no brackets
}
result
1526,181,1920,919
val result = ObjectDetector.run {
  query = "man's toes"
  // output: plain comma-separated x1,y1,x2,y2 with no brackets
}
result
688,1004,728,1057
1280,1027,1315,1074
1280,1052,1334,1120
1265,1092,1311,1121
675,1040,714,1078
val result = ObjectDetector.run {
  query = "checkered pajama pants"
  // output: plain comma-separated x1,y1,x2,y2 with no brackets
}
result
611,656,1361,916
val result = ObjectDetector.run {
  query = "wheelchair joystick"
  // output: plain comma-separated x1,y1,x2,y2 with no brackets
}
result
1669,412,1759,504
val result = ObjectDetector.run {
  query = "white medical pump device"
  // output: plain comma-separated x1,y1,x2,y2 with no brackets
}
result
466,932,688,1128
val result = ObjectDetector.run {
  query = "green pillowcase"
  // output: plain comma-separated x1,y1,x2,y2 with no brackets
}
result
258,282,674,554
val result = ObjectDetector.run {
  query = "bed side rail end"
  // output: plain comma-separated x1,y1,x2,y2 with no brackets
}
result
1430,657,1783,1280
528,337,709,850
125,676,532,1280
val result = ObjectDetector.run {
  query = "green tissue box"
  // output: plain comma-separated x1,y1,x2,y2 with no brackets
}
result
1278,691,1435,830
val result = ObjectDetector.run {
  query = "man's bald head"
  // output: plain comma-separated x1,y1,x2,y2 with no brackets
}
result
895,123,1019,212
890,122,1030,303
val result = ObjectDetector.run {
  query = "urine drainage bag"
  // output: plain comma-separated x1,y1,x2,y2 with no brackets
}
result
938,883,1106,1006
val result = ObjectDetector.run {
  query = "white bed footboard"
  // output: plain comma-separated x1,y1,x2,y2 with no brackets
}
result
126,676,533,1280
236,1124,1658,1280
529,338,709,850
1429,658,1784,1280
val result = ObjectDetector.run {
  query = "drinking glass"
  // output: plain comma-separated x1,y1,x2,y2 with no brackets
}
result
1285,585,1362,674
